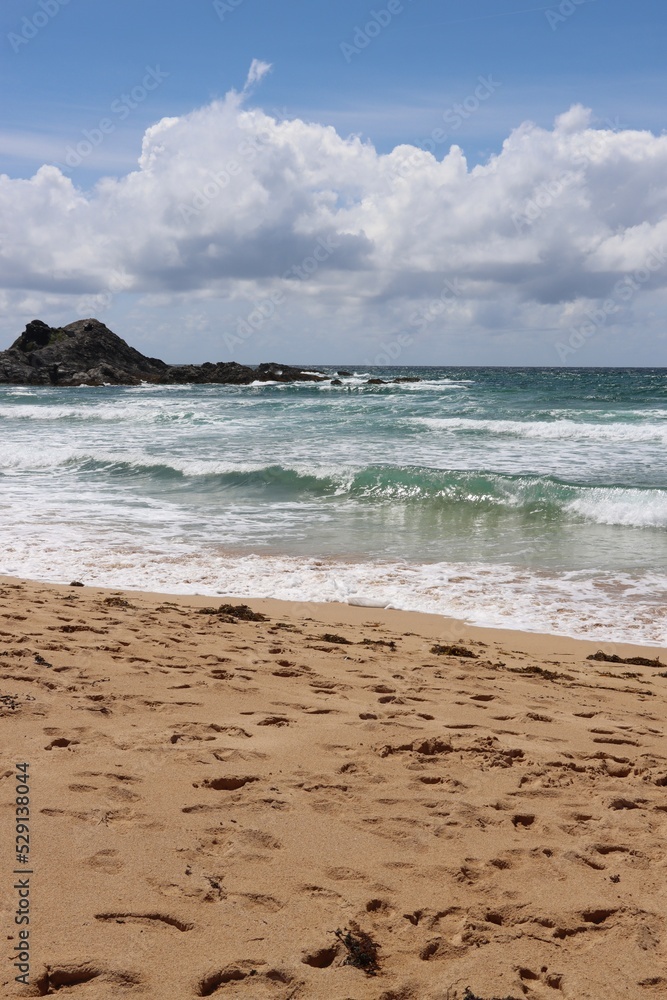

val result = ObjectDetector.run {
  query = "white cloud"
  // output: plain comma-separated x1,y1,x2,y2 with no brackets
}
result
242,59,272,94
1,78,667,363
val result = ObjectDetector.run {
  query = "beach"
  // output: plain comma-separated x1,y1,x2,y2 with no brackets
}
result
4,2,667,995
2,574,666,999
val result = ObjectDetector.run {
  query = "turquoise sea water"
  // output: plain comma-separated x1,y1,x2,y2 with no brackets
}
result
1,366,666,643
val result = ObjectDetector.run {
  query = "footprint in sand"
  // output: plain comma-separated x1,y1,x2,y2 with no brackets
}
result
41,805,154,829
299,884,344,902
235,828,283,850
45,737,81,750
33,963,143,994
95,912,194,932
227,892,284,912
366,898,396,917
85,849,125,874
197,776,260,791
324,866,367,882
195,964,297,997
518,966,564,993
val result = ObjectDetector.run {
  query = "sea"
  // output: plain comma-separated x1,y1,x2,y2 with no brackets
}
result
1,366,666,645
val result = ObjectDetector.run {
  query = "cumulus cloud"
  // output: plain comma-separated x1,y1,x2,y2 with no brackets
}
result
1,76,667,362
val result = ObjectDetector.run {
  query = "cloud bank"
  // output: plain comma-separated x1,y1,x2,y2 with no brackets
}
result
2,72,667,363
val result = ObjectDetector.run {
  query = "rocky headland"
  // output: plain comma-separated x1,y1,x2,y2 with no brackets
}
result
0,319,327,387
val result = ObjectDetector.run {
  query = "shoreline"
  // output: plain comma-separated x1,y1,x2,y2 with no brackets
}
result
2,574,666,998
0,572,664,659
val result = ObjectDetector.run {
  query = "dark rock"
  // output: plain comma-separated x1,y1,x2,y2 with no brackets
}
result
255,362,324,383
14,319,54,352
365,378,387,385
392,376,421,383
0,319,327,387
0,318,167,386
330,378,343,386
337,370,353,377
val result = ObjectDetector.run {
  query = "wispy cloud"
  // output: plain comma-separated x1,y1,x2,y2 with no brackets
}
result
242,59,272,95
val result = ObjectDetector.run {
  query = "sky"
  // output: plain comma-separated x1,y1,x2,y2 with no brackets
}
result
1,0,666,365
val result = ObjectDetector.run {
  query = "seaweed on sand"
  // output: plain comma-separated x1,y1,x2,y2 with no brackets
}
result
508,665,573,682
430,644,478,658
333,924,380,975
198,604,268,622
587,650,663,668
320,633,354,645
361,638,397,650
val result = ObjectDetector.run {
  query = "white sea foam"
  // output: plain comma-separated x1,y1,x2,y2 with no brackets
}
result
566,488,667,528
0,539,664,645
414,416,667,444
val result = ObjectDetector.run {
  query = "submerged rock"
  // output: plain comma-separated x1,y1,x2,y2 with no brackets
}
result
0,319,327,387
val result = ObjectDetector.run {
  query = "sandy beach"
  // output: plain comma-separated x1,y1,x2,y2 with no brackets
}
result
1,574,667,999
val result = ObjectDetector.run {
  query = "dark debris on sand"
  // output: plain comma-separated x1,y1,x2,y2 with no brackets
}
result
430,643,478,658
0,693,22,711
333,924,380,975
198,604,268,622
320,633,354,645
508,665,573,682
587,649,663,668
103,596,136,609
361,638,397,650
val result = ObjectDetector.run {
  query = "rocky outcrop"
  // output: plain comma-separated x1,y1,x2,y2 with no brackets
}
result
0,319,326,387
159,361,325,386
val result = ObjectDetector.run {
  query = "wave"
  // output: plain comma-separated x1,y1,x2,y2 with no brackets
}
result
2,449,665,528
0,402,232,425
414,416,667,444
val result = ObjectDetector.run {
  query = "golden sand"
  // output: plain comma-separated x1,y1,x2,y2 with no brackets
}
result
1,576,666,999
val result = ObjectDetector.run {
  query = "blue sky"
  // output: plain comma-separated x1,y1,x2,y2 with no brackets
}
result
2,0,664,180
1,0,666,364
